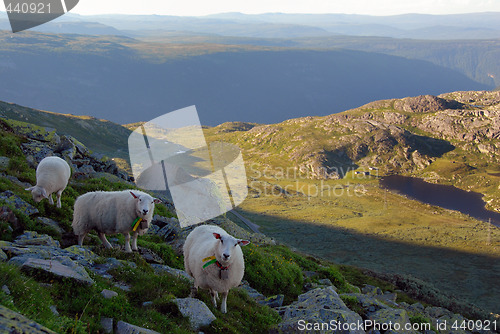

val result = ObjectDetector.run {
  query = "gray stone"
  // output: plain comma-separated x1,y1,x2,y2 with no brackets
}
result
1,285,10,295
15,231,60,247
142,301,153,307
101,317,113,334
303,270,319,278
0,191,39,216
150,264,193,282
101,289,118,299
317,278,334,286
173,298,216,331
37,217,64,234
49,305,59,316
362,284,383,296
341,293,390,313
238,281,265,301
116,320,160,334
0,156,10,171
368,309,415,334
78,164,95,174
0,304,57,333
114,282,131,291
21,258,94,285
279,287,365,333
258,294,284,308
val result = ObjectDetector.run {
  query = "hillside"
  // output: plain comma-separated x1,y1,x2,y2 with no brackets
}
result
2,108,497,332
0,30,490,126
0,100,131,162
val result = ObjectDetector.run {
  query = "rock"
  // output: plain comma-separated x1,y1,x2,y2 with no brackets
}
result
1,285,10,295
258,294,284,308
15,231,60,247
279,287,365,333
362,284,383,296
303,270,319,278
20,141,54,163
37,217,65,234
101,289,118,299
1,174,32,189
317,278,334,286
150,264,193,282
368,308,415,334
79,164,95,173
116,320,160,334
238,281,265,301
142,301,153,307
341,293,390,313
139,248,164,264
49,305,59,316
0,191,39,216
63,245,97,266
0,206,21,232
21,258,94,285
0,304,57,333
0,156,9,171
149,215,181,242
0,249,7,261
114,282,131,291
173,298,216,330
101,317,113,334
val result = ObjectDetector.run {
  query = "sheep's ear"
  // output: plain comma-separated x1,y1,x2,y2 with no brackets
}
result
213,233,221,239
153,198,162,204
130,191,138,199
25,186,34,191
238,240,250,246
41,188,48,198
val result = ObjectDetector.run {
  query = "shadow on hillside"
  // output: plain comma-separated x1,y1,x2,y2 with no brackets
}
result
235,208,500,315
405,133,456,157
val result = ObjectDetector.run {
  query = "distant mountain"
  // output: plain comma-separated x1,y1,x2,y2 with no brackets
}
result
204,90,500,210
0,31,490,126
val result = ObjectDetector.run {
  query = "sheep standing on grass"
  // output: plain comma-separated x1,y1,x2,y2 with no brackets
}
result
72,190,161,252
184,225,250,313
25,156,71,208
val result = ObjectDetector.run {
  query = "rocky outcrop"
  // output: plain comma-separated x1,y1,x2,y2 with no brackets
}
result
1,118,132,182
0,304,57,334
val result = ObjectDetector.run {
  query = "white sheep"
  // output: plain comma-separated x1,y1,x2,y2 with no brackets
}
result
72,190,160,253
183,225,250,313
25,156,71,208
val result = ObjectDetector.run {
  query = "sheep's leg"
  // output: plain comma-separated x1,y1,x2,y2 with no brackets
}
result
124,233,132,253
77,233,87,246
220,291,228,314
98,232,113,249
56,190,63,208
48,194,54,205
131,231,139,251
210,289,218,308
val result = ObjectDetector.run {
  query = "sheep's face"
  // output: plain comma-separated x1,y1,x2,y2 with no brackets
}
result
213,232,250,265
25,186,48,203
130,191,161,225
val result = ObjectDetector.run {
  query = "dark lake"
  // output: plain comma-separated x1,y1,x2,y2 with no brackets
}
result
380,175,500,227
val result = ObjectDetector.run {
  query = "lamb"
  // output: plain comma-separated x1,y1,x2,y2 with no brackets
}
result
72,190,161,253
183,225,250,313
25,156,71,208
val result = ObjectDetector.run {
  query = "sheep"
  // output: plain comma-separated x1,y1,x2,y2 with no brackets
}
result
25,156,71,208
183,225,250,313
72,190,161,253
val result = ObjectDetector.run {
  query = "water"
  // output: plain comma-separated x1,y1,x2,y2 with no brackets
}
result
380,175,500,227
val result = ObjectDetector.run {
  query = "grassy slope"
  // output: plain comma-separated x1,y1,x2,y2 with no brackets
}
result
1,118,445,332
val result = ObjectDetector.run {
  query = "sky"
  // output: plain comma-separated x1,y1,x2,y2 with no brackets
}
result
66,0,500,16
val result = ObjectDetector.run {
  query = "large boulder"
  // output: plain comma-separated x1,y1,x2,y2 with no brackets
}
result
20,257,94,285
173,297,216,331
279,287,365,333
0,191,39,216
115,320,160,334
